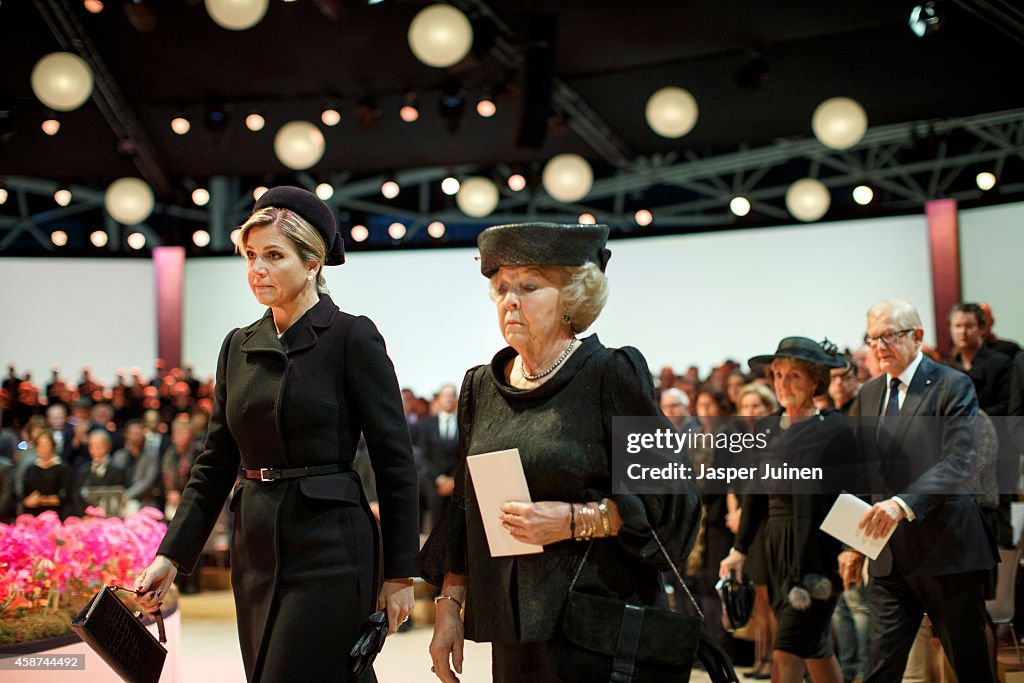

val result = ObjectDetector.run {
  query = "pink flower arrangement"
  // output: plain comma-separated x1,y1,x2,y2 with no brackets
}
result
0,508,166,612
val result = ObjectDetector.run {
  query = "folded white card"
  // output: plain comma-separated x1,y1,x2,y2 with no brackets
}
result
819,493,894,560
467,449,544,557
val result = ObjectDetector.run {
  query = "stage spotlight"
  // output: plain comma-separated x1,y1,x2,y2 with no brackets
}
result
853,185,874,205
171,116,191,135
507,173,526,192
729,196,751,217
253,185,268,201
578,213,596,225
127,232,146,250
976,172,996,191
245,112,265,131
90,230,108,247
399,93,419,123
476,95,496,118
634,209,653,227
381,179,400,199
427,221,445,238
316,183,334,200
193,230,211,247
192,188,210,206
909,2,942,38
51,230,68,246
321,107,341,126
351,225,369,242
441,177,460,196
54,187,72,206
42,118,60,136
388,222,406,239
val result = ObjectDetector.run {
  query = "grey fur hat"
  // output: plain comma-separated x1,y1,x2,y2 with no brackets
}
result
476,222,612,278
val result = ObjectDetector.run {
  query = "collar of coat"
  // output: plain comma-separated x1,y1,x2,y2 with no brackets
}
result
240,293,339,357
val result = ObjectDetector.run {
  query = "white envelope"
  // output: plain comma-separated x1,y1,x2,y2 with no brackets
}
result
819,493,895,560
466,449,544,557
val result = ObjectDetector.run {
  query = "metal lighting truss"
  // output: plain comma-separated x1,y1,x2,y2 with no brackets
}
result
2,107,1023,252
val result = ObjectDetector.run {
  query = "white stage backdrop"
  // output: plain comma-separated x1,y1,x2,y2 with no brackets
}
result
183,213,934,395
0,259,157,383
4,202,1020,397
960,202,1024,340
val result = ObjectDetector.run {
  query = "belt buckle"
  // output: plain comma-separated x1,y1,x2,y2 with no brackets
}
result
259,468,278,482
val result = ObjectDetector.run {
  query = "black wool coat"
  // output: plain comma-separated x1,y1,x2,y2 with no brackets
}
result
158,294,419,681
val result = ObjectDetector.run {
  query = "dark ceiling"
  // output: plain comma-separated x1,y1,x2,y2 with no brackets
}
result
2,0,1024,254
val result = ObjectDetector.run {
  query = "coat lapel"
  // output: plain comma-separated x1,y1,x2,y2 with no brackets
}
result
281,294,338,356
239,311,286,359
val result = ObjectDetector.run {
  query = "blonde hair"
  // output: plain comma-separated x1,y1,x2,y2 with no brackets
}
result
238,207,329,293
488,262,609,333
735,383,779,415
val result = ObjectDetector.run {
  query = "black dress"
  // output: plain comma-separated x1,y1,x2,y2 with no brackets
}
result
734,409,854,660
22,463,70,516
418,335,702,682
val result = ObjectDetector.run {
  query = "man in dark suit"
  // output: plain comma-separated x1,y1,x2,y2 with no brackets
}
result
949,303,1013,415
840,299,996,683
417,383,460,532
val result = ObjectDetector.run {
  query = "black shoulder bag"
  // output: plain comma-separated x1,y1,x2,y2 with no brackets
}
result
556,529,705,683
71,585,167,683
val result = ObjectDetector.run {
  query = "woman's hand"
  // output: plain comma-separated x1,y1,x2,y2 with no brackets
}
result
499,501,571,545
719,547,746,581
133,555,177,611
429,595,465,683
377,580,415,636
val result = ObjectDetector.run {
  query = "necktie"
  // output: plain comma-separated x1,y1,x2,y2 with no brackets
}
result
884,377,901,417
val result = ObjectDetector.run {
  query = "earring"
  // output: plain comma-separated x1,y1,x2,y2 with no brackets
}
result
561,311,571,324
307,274,314,282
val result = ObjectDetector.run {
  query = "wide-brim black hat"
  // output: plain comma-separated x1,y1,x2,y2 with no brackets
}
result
253,185,345,266
748,337,848,372
477,222,611,278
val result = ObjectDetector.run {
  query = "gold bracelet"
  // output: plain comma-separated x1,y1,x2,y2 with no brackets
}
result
597,499,611,537
433,594,463,611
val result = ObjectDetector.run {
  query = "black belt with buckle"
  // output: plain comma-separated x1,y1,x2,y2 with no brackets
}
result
243,463,341,482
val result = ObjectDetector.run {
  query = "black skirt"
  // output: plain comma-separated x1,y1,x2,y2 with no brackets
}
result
763,502,838,660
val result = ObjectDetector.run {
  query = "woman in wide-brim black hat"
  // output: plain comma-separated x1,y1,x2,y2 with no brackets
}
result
720,337,855,683
418,222,704,682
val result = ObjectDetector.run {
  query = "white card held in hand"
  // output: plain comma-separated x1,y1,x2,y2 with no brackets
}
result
819,493,895,560
467,449,544,557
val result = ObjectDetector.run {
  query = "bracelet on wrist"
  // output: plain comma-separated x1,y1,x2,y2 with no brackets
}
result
434,594,463,611
597,499,612,537
569,502,577,540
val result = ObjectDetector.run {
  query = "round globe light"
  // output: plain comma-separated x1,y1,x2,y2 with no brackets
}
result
578,213,596,225
90,230,108,247
193,230,211,247
634,209,653,227
51,230,68,247
976,172,996,191
441,177,461,196
785,178,831,222
427,221,446,238
273,120,325,170
205,0,268,31
31,52,94,112
645,87,699,139
812,97,868,150
542,154,593,203
852,185,874,205
127,232,147,250
388,222,407,240
104,177,155,225
456,176,500,218
316,183,334,200
350,225,369,242
729,196,751,217
408,4,473,68
507,174,526,192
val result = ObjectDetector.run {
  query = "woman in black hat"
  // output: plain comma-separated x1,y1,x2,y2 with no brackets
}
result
719,337,854,683
418,223,703,682
134,186,420,681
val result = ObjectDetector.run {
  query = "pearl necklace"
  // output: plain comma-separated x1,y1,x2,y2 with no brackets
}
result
519,338,577,382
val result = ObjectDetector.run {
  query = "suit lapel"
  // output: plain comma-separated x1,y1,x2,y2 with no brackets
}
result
890,356,936,445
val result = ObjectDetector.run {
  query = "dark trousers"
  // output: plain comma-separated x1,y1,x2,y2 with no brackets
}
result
864,568,995,683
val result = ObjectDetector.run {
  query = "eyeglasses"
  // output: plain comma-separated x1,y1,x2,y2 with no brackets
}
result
863,328,916,348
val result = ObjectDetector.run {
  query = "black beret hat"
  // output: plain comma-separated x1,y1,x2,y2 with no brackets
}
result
477,222,612,278
748,337,849,372
253,185,345,266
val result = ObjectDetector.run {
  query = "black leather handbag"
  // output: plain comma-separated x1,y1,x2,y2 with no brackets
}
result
715,570,756,631
71,585,167,683
349,609,389,676
557,529,736,683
